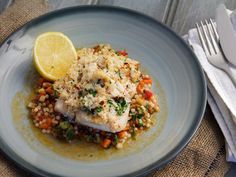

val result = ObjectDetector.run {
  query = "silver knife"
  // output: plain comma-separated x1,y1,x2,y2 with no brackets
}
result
216,4,236,67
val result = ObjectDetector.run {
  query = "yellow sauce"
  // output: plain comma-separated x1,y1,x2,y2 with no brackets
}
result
11,69,168,161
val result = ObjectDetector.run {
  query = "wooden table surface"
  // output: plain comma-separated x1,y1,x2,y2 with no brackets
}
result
2,0,236,34
44,0,236,35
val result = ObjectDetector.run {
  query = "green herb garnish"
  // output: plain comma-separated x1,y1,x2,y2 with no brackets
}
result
114,97,128,116
95,106,103,113
145,104,150,109
53,90,59,98
88,89,97,97
59,121,70,130
65,128,75,141
115,51,120,56
108,98,128,116
118,71,122,79
113,134,118,145
108,99,113,105
138,119,143,127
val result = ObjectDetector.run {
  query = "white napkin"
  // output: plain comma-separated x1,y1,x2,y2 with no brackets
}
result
184,10,236,162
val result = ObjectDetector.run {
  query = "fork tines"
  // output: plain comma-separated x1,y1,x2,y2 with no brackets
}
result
196,19,220,56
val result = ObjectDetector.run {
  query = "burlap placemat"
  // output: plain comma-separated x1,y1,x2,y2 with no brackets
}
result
0,0,231,176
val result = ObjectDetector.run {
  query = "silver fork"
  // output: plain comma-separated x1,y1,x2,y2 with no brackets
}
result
196,19,236,85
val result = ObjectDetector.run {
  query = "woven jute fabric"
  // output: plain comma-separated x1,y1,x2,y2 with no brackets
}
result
0,0,50,43
0,1,231,176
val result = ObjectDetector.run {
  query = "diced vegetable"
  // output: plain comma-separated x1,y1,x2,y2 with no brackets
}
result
137,82,144,93
118,131,127,139
113,134,119,145
116,50,128,56
87,89,97,97
138,119,143,127
95,106,103,113
101,138,112,148
39,118,52,129
59,121,70,129
53,90,59,98
142,78,152,85
66,128,75,140
137,78,153,94
144,90,153,100
45,87,53,94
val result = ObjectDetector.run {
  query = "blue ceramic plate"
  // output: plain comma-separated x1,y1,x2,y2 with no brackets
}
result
0,6,206,177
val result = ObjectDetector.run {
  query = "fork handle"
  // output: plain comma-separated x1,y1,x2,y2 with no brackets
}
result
224,66,236,86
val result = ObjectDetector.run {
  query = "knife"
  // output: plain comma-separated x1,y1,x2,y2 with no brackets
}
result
216,4,236,67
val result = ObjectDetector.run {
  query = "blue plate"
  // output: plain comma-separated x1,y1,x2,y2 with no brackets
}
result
0,6,206,177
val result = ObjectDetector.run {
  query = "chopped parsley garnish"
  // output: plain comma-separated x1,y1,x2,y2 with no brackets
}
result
87,89,97,97
138,119,143,127
108,98,128,116
137,114,143,119
107,99,113,105
82,106,103,115
114,97,128,116
115,70,123,79
65,128,75,141
53,90,59,98
115,106,126,116
95,106,103,113
57,121,75,141
118,71,122,79
59,121,70,129
130,107,144,120
113,134,118,145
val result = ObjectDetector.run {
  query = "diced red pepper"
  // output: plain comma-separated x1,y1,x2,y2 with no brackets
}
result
137,78,153,94
45,87,53,94
144,90,153,100
117,50,128,56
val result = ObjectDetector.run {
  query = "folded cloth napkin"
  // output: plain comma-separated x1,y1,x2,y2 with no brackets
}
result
184,9,236,162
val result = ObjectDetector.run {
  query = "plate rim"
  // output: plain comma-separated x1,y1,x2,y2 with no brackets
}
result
0,5,207,177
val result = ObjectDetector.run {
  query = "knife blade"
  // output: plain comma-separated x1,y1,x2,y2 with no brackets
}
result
216,4,236,66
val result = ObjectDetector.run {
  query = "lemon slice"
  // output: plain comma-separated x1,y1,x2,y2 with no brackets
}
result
34,32,77,81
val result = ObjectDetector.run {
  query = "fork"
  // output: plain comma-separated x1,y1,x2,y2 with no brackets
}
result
196,19,236,85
